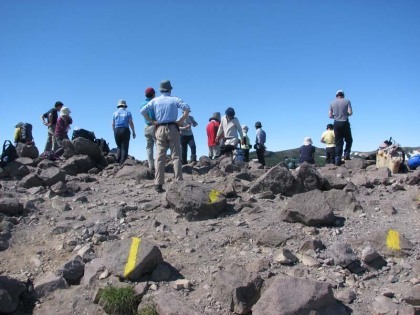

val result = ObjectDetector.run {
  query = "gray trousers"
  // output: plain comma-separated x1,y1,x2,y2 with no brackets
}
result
155,124,183,186
44,124,58,152
144,124,156,170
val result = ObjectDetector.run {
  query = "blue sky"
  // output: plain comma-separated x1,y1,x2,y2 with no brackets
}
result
1,1,419,161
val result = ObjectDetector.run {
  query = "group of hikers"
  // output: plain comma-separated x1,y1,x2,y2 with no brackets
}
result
9,82,353,193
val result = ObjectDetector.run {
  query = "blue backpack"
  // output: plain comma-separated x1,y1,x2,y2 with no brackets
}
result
407,155,420,170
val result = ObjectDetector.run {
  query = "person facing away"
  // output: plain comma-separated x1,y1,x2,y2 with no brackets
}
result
142,87,156,172
216,107,243,149
240,125,251,162
179,111,198,164
299,136,316,164
206,112,221,159
329,90,353,166
112,100,136,165
14,122,34,146
54,107,72,156
140,80,190,193
41,101,63,152
254,121,266,167
320,123,336,164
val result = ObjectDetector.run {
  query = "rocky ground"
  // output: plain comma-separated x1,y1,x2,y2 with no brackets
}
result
0,138,419,315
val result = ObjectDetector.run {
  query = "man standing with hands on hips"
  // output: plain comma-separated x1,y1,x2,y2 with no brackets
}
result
141,80,190,193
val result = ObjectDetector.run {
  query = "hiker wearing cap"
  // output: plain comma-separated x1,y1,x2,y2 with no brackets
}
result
320,124,336,164
216,107,243,150
329,90,353,166
41,101,63,152
112,100,136,165
240,125,251,162
54,107,72,155
254,121,266,167
179,112,198,165
206,112,221,159
140,80,190,193
299,137,316,164
142,87,156,172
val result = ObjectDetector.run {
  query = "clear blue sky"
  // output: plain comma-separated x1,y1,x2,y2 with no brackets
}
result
1,1,419,160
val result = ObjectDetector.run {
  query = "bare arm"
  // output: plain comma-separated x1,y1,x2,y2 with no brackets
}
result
129,118,136,139
176,110,190,126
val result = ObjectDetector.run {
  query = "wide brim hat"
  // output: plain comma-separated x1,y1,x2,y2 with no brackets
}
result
61,107,71,116
159,80,173,92
117,99,127,108
209,112,221,122
303,137,313,145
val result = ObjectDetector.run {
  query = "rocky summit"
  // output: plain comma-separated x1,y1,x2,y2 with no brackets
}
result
0,140,419,315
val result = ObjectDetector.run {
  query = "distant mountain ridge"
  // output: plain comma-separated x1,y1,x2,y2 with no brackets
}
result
251,146,420,167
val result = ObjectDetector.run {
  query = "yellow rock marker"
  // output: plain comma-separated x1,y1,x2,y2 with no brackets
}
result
124,237,141,277
386,229,400,251
209,189,221,204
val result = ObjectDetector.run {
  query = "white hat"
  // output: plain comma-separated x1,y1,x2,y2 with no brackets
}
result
242,125,249,132
336,90,345,96
117,99,127,108
303,137,313,145
60,107,71,116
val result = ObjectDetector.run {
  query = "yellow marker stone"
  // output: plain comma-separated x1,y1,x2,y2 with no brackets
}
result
386,229,400,251
124,237,141,277
209,189,220,204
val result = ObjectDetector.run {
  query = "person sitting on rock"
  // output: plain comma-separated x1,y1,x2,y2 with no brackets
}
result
299,137,316,164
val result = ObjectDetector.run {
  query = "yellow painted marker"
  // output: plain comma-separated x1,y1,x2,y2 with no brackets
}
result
124,237,141,277
386,229,400,251
209,189,220,204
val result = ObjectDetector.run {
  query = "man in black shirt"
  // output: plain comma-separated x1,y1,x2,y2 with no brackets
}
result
41,101,63,152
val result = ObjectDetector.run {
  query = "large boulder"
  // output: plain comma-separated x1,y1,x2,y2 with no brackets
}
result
19,173,43,189
324,189,360,213
39,167,66,186
72,137,102,160
294,162,328,193
56,255,85,285
154,293,201,315
281,190,335,226
101,237,163,281
0,198,23,216
252,275,349,315
15,143,39,159
248,165,295,196
0,276,27,314
166,180,227,221
60,155,95,175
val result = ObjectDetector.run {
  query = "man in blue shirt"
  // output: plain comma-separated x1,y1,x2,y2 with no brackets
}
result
142,87,156,172
112,100,136,165
254,121,266,167
141,80,190,193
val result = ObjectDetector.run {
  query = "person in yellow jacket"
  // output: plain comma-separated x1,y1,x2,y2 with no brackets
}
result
320,124,336,164
240,125,251,162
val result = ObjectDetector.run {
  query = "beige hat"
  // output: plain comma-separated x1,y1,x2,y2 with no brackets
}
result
60,107,71,116
303,137,313,145
117,99,127,108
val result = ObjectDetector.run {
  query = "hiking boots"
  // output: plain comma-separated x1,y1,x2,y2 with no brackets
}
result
344,155,351,160
155,185,165,193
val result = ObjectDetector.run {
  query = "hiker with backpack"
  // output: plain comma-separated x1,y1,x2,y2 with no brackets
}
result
142,87,157,172
14,122,34,146
320,123,336,164
299,137,316,164
241,125,251,162
112,100,136,165
254,121,266,167
41,101,63,152
54,107,73,155
216,107,243,156
179,111,198,165
206,112,221,159
329,90,353,166
140,80,190,193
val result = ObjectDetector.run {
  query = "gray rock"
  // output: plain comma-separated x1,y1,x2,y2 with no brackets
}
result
403,285,420,306
361,245,380,263
281,190,335,226
322,174,348,189
252,275,348,315
367,167,391,186
211,263,263,314
154,293,201,315
0,198,23,216
15,143,39,159
57,255,85,284
61,155,95,175
101,238,163,281
370,296,413,315
72,137,102,160
51,199,71,211
294,162,328,193
50,181,68,194
324,189,360,213
82,258,105,287
19,173,43,188
1,160,30,178
329,242,357,268
39,167,66,186
256,230,292,247
34,272,68,298
150,262,172,282
248,165,296,196
0,275,27,314
368,229,413,257
335,289,357,304
166,180,227,221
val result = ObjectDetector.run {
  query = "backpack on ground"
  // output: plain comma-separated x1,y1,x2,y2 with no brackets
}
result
15,122,34,144
235,148,245,163
95,138,110,155
376,137,405,174
72,129,96,142
407,155,420,170
0,140,18,168
40,150,58,161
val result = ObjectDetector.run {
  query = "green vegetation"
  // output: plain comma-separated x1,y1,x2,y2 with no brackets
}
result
99,286,139,315
138,303,158,315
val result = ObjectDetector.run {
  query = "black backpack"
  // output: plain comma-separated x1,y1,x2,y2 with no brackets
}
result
0,140,18,167
95,138,110,155
72,129,96,142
